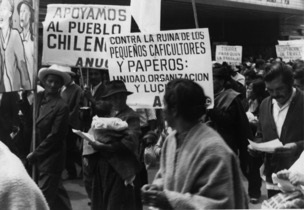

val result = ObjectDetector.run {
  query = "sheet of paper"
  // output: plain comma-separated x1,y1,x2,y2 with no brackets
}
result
248,139,283,153
289,151,304,173
72,129,95,143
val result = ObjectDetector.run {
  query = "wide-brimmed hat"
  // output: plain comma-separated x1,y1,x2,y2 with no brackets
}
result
102,80,133,98
17,0,34,14
38,64,72,85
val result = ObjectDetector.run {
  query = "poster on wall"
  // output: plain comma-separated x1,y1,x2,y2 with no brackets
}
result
215,45,243,66
0,0,36,92
42,4,131,69
106,28,213,108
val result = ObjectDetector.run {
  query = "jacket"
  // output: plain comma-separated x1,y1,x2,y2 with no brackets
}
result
32,91,69,174
258,90,304,182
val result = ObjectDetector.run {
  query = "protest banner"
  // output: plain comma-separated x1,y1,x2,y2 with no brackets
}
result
106,28,213,108
215,45,243,66
0,0,36,92
42,4,131,69
275,45,304,62
278,40,304,45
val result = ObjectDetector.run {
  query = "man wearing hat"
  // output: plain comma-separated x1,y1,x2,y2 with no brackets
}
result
88,80,142,210
24,64,72,210
17,0,34,87
205,63,255,201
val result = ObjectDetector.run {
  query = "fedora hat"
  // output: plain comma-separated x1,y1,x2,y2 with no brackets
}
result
38,64,72,85
102,80,133,98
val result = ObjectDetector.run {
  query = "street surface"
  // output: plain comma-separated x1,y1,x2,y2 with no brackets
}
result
63,167,267,210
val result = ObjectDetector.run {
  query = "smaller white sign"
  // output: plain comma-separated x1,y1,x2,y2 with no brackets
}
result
275,45,304,62
215,45,242,66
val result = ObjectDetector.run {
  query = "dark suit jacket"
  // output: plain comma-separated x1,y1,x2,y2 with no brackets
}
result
61,82,83,130
258,89,304,182
32,91,69,174
0,92,19,152
92,83,105,102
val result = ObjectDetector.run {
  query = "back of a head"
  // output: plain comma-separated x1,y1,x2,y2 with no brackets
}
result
255,59,266,69
251,78,268,100
293,60,304,71
244,69,257,78
264,61,294,87
164,79,206,122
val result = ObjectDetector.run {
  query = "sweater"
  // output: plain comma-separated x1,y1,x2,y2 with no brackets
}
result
153,123,248,209
0,142,49,210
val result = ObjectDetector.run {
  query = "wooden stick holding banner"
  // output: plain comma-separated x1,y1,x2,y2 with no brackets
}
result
31,0,40,183
192,0,199,28
78,66,84,88
86,68,90,88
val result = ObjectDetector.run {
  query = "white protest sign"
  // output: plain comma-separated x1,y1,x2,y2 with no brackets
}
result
215,45,243,66
106,28,213,108
42,4,131,69
275,45,304,62
278,40,304,45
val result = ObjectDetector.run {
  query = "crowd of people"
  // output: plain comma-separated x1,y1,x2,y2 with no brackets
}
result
0,57,303,209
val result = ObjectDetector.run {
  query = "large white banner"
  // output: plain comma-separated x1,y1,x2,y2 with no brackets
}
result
106,28,213,108
215,45,243,66
42,4,131,69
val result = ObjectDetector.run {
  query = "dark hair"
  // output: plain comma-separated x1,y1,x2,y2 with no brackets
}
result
251,78,268,102
95,101,112,117
294,68,304,87
292,60,304,71
264,62,294,88
243,69,257,80
255,59,265,69
164,79,206,122
212,63,230,82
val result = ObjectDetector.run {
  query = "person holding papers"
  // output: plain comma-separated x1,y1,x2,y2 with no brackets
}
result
249,61,304,198
261,151,304,209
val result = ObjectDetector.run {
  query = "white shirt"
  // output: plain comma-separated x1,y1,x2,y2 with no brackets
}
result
272,88,296,138
136,108,157,127
92,82,102,96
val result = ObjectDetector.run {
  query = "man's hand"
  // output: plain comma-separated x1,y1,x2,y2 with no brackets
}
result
89,141,113,152
276,169,290,180
247,144,262,157
289,172,304,186
274,143,298,155
141,184,172,209
26,152,36,164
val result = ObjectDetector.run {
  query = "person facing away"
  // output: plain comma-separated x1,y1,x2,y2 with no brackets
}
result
23,64,72,210
141,78,248,209
205,63,253,177
249,61,304,198
0,141,49,210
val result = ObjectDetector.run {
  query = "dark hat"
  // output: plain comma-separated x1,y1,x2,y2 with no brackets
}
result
213,66,229,80
17,0,34,14
102,80,133,98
